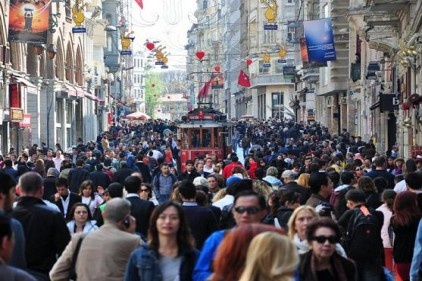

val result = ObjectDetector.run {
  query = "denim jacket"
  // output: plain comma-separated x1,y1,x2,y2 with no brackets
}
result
410,219,422,281
125,244,199,281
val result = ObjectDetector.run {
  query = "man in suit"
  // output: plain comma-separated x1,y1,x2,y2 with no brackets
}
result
51,177,82,221
124,176,155,238
49,198,142,280
12,172,70,280
67,159,89,193
179,180,218,249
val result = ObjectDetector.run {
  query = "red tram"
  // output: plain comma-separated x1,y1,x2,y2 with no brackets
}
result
177,103,231,172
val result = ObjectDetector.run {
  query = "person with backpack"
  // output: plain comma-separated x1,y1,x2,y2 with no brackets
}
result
338,189,384,281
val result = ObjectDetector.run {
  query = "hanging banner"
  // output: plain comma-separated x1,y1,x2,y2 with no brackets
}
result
300,38,328,69
303,18,336,62
8,0,50,43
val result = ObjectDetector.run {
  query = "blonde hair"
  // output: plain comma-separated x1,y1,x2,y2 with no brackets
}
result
239,232,299,281
252,179,273,199
297,173,310,188
287,205,318,239
212,188,227,202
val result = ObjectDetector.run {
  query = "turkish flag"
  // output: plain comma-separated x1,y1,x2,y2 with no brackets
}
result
197,80,212,99
135,0,143,9
238,70,251,87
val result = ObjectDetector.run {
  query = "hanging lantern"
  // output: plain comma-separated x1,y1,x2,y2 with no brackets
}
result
196,51,205,60
246,59,253,66
214,66,221,72
279,47,287,59
402,101,410,110
146,42,155,51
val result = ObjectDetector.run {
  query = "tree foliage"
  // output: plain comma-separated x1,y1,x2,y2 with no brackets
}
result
145,73,165,118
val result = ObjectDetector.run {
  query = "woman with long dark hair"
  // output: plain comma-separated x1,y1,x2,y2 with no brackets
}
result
124,201,198,281
391,191,421,281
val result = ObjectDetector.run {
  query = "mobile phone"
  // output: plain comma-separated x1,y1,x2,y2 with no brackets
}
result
123,216,131,229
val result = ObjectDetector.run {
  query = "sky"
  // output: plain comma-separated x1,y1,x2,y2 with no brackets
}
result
129,0,197,69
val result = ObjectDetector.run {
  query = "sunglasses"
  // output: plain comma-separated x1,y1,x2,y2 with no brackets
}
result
355,167,362,171
140,189,149,192
75,211,88,214
311,235,338,244
234,206,261,215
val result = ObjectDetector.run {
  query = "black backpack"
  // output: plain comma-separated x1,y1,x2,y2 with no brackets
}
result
330,185,354,219
342,205,383,262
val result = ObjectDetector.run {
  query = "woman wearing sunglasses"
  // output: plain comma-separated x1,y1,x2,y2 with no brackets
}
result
287,206,346,257
139,183,159,206
298,217,357,281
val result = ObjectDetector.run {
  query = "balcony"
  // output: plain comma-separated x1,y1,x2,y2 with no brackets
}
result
302,69,319,83
250,74,293,88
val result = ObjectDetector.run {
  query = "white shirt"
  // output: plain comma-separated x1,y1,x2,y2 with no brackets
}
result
376,203,393,248
394,179,407,193
212,195,234,210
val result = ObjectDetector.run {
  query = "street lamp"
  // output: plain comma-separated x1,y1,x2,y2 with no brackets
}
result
46,44,57,59
34,44,45,56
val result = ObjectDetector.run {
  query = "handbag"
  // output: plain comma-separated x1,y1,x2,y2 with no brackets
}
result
69,235,85,281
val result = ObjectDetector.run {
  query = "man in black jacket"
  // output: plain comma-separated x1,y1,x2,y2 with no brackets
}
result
179,180,218,249
124,175,155,238
178,160,200,182
89,163,110,191
12,172,70,280
51,177,82,221
112,161,134,185
67,159,90,193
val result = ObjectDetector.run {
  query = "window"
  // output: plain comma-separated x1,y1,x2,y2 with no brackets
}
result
259,61,270,74
203,0,207,9
275,60,283,73
287,27,295,42
287,0,293,3
263,30,276,44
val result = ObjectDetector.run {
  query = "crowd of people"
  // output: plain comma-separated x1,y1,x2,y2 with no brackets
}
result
0,118,421,281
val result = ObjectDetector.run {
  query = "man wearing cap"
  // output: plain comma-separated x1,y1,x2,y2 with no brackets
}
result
212,176,242,210
281,170,310,204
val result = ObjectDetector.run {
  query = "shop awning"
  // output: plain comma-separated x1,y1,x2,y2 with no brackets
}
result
16,77,37,88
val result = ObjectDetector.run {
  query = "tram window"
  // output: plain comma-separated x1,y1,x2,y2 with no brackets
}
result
203,129,211,147
214,128,219,148
183,129,189,149
192,130,199,147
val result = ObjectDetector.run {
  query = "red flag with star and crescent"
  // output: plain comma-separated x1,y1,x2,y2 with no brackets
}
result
238,70,251,87
135,0,143,9
197,80,212,99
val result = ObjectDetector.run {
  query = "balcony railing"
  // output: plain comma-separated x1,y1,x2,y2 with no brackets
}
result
251,74,293,88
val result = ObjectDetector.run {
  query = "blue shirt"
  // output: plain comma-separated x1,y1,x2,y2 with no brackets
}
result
193,230,226,281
